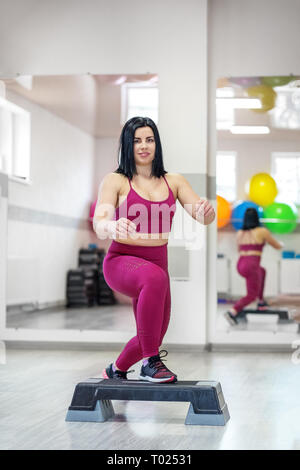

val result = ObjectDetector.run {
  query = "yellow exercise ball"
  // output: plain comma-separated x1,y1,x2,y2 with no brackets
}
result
248,173,278,207
246,85,277,112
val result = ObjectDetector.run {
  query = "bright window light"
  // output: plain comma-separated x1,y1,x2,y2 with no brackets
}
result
121,82,159,124
216,87,262,130
271,152,300,204
230,126,270,134
216,99,234,130
216,151,237,202
216,98,262,109
0,97,31,180
216,87,235,98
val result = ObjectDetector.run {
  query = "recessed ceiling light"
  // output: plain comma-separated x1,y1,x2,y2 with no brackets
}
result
216,98,262,109
230,126,270,134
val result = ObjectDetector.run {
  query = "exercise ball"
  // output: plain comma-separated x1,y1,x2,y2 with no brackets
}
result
248,173,278,207
217,195,231,229
230,76,261,87
262,76,294,87
231,200,263,231
262,202,298,234
246,85,277,112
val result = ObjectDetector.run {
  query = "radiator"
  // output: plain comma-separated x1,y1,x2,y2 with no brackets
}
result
6,257,39,306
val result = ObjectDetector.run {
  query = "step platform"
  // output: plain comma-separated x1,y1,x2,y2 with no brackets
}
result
65,378,230,426
239,308,289,320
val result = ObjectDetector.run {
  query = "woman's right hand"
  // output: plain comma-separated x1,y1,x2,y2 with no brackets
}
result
106,218,137,239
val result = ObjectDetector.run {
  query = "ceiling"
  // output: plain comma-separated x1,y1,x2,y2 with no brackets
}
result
1,73,158,138
217,75,300,141
2,73,300,141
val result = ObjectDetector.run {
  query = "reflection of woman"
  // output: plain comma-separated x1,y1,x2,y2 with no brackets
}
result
93,116,215,383
224,208,283,326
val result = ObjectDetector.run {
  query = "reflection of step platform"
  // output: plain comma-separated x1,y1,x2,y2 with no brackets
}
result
239,309,289,320
65,378,230,426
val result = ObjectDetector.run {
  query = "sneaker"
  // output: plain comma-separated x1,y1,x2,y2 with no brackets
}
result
257,300,269,311
139,350,177,383
102,363,134,380
224,311,239,326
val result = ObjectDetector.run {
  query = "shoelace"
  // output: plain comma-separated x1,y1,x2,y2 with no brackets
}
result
148,349,169,371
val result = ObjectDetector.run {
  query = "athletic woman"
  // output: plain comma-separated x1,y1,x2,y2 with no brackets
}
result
93,116,215,383
224,207,283,326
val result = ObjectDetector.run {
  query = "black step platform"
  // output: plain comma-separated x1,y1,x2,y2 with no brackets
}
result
65,378,230,426
239,308,289,319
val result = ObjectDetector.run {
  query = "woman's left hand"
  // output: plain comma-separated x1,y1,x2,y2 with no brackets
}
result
195,199,216,225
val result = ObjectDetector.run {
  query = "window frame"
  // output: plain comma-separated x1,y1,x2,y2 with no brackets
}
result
0,96,31,184
120,81,159,125
271,151,300,204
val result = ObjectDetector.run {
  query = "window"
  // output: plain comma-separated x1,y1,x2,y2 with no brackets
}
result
216,151,237,201
0,97,31,181
121,82,159,124
271,152,300,204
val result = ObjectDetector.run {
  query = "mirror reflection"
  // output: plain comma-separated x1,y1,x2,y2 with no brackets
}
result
216,75,300,335
1,73,159,333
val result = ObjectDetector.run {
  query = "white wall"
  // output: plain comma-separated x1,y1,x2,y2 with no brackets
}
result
6,90,95,306
0,0,208,172
94,137,119,196
0,0,208,345
207,0,300,343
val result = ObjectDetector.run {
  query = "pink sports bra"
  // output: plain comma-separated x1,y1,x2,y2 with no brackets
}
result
113,175,176,234
239,243,265,252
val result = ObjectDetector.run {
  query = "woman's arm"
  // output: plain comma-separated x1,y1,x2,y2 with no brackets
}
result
261,227,284,249
93,173,119,238
175,173,215,225
93,173,136,239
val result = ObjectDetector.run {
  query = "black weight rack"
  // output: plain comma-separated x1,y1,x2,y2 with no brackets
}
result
66,246,116,308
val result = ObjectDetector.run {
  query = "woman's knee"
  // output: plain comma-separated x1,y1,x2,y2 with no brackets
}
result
143,267,169,289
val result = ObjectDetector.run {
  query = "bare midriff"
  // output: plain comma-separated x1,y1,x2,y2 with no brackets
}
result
113,233,169,246
239,250,262,256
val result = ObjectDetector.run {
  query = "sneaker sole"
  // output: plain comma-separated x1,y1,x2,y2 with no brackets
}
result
138,375,177,383
223,312,238,326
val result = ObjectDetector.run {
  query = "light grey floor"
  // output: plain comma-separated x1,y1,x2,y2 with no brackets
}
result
6,303,300,335
6,304,135,331
1,347,300,450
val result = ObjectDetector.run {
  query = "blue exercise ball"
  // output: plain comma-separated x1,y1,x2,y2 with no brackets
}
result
231,200,263,230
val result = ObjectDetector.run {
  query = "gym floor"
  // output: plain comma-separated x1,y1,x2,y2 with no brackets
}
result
1,347,299,450
6,303,300,334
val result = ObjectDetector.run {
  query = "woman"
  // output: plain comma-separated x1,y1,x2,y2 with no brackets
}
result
93,116,215,383
224,207,283,326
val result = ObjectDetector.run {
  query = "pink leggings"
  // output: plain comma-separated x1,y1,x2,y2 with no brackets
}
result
102,240,171,371
234,256,266,313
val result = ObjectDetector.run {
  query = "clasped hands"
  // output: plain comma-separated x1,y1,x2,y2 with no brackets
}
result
195,199,216,225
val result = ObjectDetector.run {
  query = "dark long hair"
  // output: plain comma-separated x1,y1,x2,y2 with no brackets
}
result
242,207,261,230
114,117,167,179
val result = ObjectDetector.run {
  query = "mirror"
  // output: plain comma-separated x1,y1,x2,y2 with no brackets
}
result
216,75,300,338
0,73,159,337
